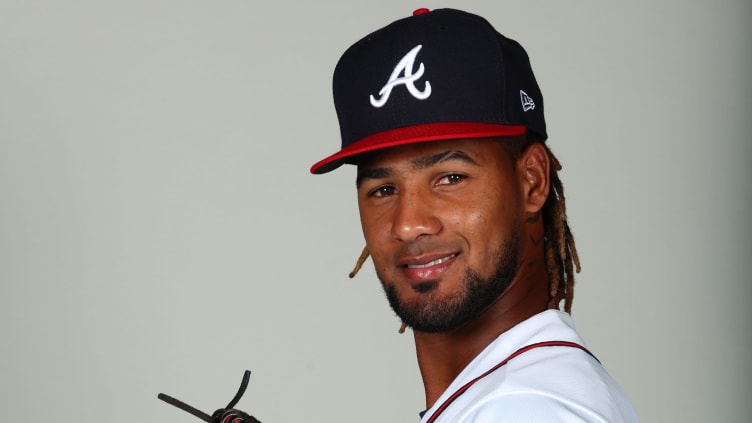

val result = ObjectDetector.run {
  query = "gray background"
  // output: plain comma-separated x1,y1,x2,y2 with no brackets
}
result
1,0,749,422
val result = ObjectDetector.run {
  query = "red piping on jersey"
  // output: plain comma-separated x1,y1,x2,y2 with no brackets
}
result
424,341,598,423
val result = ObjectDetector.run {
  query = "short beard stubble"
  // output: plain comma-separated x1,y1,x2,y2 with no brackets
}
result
380,224,522,333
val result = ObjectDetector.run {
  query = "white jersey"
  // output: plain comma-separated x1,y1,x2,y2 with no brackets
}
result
420,310,639,423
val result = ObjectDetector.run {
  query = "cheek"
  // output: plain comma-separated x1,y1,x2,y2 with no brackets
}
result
358,205,391,254
459,191,518,246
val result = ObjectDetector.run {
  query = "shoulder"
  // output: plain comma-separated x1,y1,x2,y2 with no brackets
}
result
456,391,637,423
426,311,639,423
426,351,640,423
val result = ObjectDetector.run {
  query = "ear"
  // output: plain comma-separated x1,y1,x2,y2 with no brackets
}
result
517,142,550,214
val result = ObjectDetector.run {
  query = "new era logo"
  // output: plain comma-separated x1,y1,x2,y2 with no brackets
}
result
520,90,535,112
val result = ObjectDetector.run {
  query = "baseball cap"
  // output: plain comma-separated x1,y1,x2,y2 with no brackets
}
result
310,8,546,174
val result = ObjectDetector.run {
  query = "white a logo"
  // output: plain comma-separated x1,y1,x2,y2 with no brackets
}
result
520,90,535,112
370,45,432,108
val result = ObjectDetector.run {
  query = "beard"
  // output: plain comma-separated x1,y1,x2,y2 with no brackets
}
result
379,226,522,333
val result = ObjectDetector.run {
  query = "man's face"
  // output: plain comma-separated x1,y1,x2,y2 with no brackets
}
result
356,138,526,333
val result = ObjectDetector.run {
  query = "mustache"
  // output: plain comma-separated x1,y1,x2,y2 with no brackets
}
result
396,239,463,258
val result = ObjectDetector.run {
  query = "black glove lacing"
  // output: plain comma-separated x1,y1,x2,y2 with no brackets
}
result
158,370,262,423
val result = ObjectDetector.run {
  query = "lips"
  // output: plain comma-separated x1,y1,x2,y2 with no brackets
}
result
400,252,458,281
405,254,457,269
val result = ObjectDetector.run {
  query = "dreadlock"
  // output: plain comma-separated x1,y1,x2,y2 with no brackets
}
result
347,140,580,329
540,143,581,313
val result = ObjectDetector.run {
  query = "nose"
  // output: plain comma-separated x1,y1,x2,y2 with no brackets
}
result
391,190,442,243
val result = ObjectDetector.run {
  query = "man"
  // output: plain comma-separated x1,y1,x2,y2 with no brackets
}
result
311,8,638,423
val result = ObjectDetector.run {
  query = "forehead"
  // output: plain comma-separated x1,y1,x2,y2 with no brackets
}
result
356,138,510,172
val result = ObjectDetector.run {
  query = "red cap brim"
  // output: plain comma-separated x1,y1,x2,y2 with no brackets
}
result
310,122,525,174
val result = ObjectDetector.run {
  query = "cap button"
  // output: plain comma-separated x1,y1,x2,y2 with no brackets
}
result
413,8,430,16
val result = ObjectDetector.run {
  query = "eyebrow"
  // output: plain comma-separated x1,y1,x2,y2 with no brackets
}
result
356,150,478,188
356,167,391,188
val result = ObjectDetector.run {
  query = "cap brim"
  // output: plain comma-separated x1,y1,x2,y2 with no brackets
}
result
310,122,525,174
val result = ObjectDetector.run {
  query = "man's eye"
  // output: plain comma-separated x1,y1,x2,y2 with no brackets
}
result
436,174,465,185
370,185,397,198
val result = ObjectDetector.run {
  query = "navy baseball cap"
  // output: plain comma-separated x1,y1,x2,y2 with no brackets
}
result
310,8,546,174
